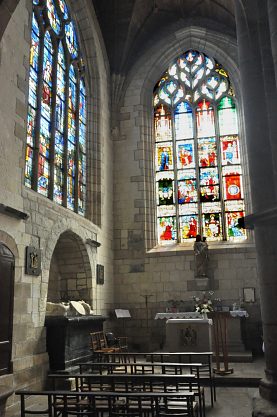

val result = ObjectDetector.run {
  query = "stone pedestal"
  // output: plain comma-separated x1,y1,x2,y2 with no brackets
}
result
165,318,213,352
45,315,106,371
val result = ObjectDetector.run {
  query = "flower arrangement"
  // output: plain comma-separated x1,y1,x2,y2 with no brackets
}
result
193,291,221,314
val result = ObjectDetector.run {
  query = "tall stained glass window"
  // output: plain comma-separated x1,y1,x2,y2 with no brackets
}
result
154,50,245,244
25,0,87,215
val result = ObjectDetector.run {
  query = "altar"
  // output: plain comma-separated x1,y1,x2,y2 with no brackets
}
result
155,310,250,357
165,318,213,352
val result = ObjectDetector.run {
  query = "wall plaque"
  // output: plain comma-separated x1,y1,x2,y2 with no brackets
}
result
25,246,41,276
96,264,104,285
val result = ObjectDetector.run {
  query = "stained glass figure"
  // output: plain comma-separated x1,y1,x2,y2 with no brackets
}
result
47,0,61,34
65,21,79,58
180,215,198,240
158,217,177,244
203,213,221,239
198,137,217,167
157,178,174,205
226,212,246,238
154,49,245,242
156,142,173,171
25,0,86,215
221,135,240,165
177,141,194,169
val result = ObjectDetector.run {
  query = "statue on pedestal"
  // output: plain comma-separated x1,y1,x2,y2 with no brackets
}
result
193,234,209,277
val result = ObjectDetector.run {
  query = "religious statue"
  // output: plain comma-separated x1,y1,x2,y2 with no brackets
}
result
193,234,209,277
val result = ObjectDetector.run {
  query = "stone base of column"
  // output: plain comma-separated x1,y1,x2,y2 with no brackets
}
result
253,393,277,417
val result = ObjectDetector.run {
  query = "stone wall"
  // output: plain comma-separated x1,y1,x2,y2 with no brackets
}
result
111,24,261,352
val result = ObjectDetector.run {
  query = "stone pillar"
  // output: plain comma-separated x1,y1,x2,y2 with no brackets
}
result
267,0,277,89
235,0,277,413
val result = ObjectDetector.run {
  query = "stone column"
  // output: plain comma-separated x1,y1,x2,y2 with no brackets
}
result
235,0,277,413
267,0,277,89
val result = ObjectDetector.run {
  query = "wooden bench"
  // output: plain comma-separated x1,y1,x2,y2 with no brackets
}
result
98,351,215,407
48,372,203,417
16,389,197,417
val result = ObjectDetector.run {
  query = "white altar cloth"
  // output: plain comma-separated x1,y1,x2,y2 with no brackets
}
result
155,312,203,320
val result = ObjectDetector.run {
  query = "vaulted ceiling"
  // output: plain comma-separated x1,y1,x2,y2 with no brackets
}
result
92,0,236,75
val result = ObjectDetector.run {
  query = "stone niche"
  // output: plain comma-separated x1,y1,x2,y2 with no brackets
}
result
45,230,101,371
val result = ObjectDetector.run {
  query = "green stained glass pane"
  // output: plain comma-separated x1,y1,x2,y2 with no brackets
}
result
226,212,246,239
218,106,238,135
157,178,174,206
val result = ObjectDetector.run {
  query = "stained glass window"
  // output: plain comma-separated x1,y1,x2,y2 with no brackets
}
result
25,0,87,216
154,50,245,244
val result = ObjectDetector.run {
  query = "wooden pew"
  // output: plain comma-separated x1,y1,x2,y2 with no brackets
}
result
48,373,204,417
98,351,215,407
16,389,197,417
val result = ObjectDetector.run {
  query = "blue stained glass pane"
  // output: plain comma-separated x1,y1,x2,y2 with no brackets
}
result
54,167,63,205
27,106,36,147
199,167,219,186
30,31,39,71
44,31,53,53
65,21,79,58
46,0,61,34
38,156,49,196
58,0,69,19
221,136,240,165
68,141,76,177
29,69,38,108
32,12,39,35
79,123,86,149
180,215,198,240
67,176,75,210
56,97,65,132
33,0,40,5
25,145,33,187
79,92,86,124
178,179,197,203
177,141,195,169
58,42,66,70
55,132,64,169
69,65,76,82
80,78,85,96
40,117,51,142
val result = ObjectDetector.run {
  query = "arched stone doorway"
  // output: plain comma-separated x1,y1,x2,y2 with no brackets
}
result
48,230,93,305
0,243,15,376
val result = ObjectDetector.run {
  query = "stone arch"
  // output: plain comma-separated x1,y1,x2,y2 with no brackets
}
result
117,24,251,250
48,229,93,304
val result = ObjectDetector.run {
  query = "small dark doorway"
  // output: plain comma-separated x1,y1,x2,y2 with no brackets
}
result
0,243,15,375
